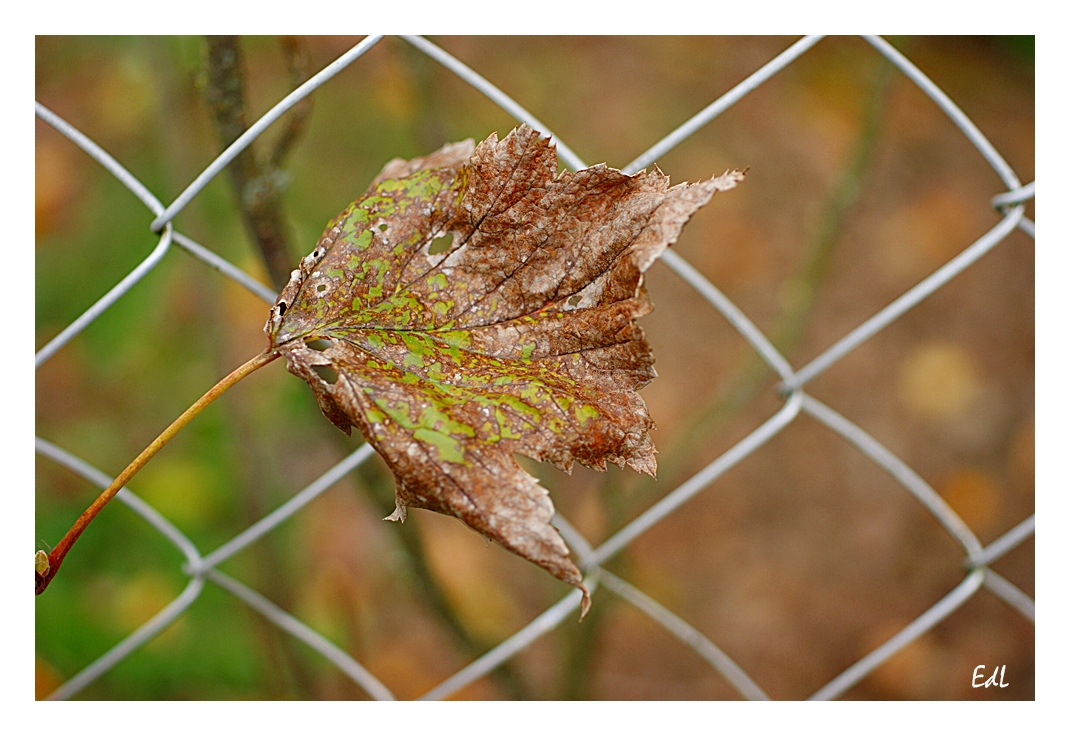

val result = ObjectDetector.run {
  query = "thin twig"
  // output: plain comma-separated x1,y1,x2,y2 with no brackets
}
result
268,36,314,169
349,457,533,699
204,36,310,291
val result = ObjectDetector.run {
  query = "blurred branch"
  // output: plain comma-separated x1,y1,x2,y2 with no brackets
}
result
557,471,633,698
350,456,532,700
204,36,310,292
268,37,314,169
769,62,895,359
228,382,318,698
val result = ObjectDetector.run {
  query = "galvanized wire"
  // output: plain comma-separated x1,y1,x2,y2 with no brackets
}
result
786,206,1026,391
417,585,592,701
597,570,771,701
34,434,391,700
807,569,987,701
400,35,586,172
983,570,1036,623
800,396,985,561
35,35,1034,701
862,35,1022,191
187,444,376,576
33,104,281,367
202,568,396,700
622,35,825,175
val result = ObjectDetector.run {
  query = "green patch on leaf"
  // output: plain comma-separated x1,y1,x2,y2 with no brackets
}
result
413,428,467,465
428,233,453,255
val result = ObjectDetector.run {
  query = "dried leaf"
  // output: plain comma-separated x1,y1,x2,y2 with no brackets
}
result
265,125,742,613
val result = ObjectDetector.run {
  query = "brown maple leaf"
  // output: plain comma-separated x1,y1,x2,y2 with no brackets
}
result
265,125,743,614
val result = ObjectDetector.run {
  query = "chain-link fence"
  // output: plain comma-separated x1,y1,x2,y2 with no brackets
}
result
35,35,1034,700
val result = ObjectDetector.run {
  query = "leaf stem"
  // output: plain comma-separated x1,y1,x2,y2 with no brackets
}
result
36,349,279,595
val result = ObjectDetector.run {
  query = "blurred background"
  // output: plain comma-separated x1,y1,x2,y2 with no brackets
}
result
35,36,1034,700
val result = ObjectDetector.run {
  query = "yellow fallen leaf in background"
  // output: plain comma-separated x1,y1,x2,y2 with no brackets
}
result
897,341,982,422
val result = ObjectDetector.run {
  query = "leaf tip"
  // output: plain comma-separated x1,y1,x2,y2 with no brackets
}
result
578,585,592,621
384,503,407,523
711,168,747,192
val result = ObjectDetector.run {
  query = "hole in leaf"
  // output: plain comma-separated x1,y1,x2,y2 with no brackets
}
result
306,338,332,351
428,233,453,255
277,301,288,316
378,223,388,232
312,364,339,384
568,295,582,306
316,284,328,293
